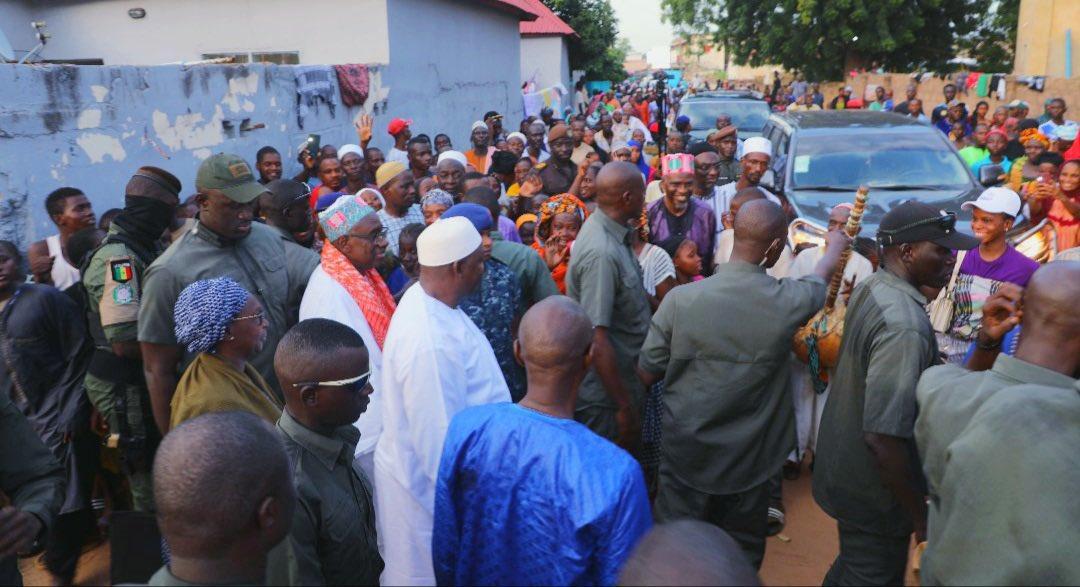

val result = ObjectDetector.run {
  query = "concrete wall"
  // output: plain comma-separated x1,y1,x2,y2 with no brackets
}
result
1015,0,1080,77
0,0,35,58
817,72,1080,115
0,63,384,248
384,0,523,148
1,0,389,65
521,35,570,91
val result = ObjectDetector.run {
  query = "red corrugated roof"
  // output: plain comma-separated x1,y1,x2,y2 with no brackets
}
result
468,0,539,21
518,0,578,37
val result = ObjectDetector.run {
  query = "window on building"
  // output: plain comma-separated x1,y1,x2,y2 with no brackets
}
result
202,52,250,64
201,51,299,64
252,52,300,64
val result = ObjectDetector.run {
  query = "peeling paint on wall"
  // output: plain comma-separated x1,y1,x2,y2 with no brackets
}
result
76,132,127,163
76,108,102,129
151,107,226,153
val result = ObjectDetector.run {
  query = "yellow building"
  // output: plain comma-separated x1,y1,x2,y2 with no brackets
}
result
670,35,779,82
1014,0,1079,76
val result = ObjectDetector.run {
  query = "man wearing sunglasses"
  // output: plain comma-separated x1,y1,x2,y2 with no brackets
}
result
267,318,383,586
813,201,979,586
259,179,315,248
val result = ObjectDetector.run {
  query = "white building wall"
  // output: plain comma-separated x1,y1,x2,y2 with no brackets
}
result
521,35,570,91
385,0,523,148
10,0,389,65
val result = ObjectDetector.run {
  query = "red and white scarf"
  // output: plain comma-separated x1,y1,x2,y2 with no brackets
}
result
320,243,396,348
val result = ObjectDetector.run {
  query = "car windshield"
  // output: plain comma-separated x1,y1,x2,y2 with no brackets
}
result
790,131,973,190
680,101,771,133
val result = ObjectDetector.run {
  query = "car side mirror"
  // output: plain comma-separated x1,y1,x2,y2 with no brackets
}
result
979,165,1005,186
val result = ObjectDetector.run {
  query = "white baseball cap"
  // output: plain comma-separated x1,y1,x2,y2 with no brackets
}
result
961,187,1022,217
743,136,772,157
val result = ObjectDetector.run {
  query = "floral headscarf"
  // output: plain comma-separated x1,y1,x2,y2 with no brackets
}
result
1019,128,1051,149
536,193,589,242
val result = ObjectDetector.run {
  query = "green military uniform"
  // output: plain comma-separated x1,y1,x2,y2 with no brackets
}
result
639,261,826,569
83,222,163,511
915,357,1079,585
566,210,651,440
535,159,576,196
137,221,318,397
716,157,739,187
266,410,383,585
813,269,939,586
490,231,559,309
0,391,65,586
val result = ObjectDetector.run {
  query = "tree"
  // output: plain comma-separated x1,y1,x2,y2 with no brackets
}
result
542,0,627,81
958,0,1019,72
662,0,985,81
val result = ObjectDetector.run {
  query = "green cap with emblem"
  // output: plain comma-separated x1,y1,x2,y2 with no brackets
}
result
196,153,267,203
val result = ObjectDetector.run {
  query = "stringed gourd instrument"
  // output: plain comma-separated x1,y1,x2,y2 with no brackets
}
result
792,186,869,382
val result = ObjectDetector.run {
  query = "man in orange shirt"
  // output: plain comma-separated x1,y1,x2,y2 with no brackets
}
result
465,121,496,174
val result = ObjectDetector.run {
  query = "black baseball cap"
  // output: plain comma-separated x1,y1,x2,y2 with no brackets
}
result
264,179,311,210
877,201,980,250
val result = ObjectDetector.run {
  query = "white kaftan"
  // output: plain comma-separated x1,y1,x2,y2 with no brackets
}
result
787,245,874,459
374,284,510,586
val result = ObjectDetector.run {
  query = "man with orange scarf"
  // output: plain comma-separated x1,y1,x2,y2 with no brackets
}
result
532,193,590,294
299,193,396,481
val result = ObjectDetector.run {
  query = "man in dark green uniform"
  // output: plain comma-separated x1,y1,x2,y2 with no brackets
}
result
536,123,577,196
267,319,383,585
566,161,649,448
0,391,65,586
639,200,849,569
813,202,979,586
83,166,183,511
915,261,1080,585
138,153,319,434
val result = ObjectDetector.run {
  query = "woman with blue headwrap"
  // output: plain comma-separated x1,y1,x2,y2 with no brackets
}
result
168,277,282,428
627,139,653,182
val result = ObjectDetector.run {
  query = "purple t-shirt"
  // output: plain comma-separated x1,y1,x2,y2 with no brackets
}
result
960,246,1039,286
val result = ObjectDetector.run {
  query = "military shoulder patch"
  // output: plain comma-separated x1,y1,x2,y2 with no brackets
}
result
112,283,135,305
109,259,134,283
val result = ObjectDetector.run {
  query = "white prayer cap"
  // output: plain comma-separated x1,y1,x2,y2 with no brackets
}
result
507,132,527,144
337,144,363,160
471,120,487,131
437,150,468,167
417,216,482,267
743,137,772,156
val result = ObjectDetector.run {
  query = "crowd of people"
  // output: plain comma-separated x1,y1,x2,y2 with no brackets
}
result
0,74,1078,587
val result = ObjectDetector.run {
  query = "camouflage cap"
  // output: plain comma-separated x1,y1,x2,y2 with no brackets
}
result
196,153,267,203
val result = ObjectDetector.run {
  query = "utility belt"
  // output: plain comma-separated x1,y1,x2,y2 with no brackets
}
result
89,347,157,474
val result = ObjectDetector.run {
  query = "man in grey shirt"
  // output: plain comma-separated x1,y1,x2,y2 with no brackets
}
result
138,153,318,433
566,162,650,449
639,200,849,569
813,202,978,586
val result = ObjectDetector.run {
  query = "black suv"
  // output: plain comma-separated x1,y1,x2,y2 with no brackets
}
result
759,111,982,236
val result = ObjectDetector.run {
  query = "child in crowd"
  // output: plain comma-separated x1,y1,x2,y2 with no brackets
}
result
665,239,704,285
516,213,537,247
388,223,424,301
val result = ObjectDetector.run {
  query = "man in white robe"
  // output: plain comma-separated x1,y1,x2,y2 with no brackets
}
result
374,216,511,586
786,203,874,462
713,186,794,278
299,194,397,482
